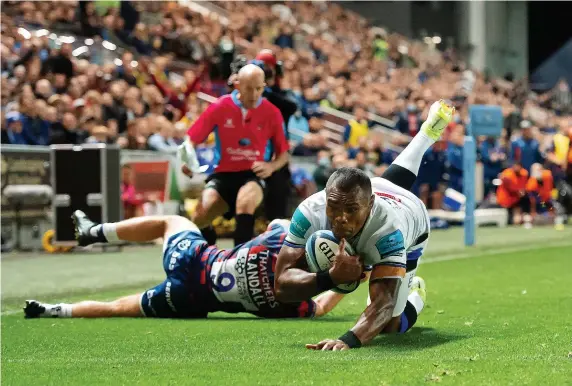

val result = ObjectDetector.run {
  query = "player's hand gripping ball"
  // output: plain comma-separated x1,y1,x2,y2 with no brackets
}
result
305,230,361,294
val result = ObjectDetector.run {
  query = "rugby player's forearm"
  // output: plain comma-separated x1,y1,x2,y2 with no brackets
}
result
350,300,395,345
276,268,321,302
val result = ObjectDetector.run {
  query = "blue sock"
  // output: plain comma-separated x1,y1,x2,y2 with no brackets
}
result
398,301,418,334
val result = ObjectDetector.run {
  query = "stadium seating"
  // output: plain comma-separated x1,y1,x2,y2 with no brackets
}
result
1,0,570,221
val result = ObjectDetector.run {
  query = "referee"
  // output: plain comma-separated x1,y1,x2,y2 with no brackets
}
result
181,65,289,246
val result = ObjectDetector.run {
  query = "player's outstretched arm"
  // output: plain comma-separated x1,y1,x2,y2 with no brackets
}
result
306,265,401,350
275,245,320,302
349,275,401,344
313,291,346,317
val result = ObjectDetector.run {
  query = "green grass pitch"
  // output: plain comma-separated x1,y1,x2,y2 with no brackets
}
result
2,227,572,385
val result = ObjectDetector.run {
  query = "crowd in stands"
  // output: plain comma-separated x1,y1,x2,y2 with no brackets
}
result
2,1,571,220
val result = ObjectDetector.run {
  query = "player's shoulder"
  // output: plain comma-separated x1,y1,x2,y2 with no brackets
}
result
361,215,405,265
287,191,326,244
298,190,327,214
360,198,401,241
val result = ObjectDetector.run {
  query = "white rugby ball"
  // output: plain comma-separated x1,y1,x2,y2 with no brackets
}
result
305,230,361,294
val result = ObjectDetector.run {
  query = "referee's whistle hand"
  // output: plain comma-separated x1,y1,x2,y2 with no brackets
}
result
252,161,274,179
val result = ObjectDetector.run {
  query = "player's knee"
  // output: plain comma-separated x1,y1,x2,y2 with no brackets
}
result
164,215,198,238
236,183,263,214
109,298,131,316
109,295,144,317
193,189,228,226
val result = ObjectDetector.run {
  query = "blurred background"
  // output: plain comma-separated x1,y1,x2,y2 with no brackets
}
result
1,0,571,253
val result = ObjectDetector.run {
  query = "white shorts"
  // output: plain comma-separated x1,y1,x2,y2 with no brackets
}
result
366,236,428,317
391,237,427,317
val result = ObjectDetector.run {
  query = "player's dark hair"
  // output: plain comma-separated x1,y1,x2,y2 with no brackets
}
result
326,167,372,199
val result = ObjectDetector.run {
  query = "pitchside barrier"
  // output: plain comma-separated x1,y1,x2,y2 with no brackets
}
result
0,144,318,251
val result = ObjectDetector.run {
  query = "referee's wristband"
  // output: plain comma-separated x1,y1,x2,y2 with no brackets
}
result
339,330,362,349
316,270,335,292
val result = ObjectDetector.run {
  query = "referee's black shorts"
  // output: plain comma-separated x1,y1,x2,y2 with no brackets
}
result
204,170,266,219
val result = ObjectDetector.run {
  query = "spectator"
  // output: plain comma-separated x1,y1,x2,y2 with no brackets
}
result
274,25,294,49
313,150,334,191
526,163,554,219
34,79,53,100
41,43,74,81
292,115,327,156
287,109,309,145
21,99,50,145
546,121,572,183
121,164,145,219
396,103,422,137
4,112,27,145
372,31,389,61
50,112,78,144
497,162,531,226
446,125,465,193
343,105,370,147
147,117,178,154
117,118,148,150
415,143,447,209
479,136,507,198
300,88,321,119
510,120,544,173
86,125,110,144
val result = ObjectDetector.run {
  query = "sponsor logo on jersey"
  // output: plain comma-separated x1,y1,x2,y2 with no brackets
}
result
177,239,191,251
146,289,157,316
224,119,234,128
226,147,260,161
235,256,246,274
375,230,405,257
374,191,402,202
246,249,278,309
238,138,251,146
165,281,177,313
290,209,311,240
168,251,180,271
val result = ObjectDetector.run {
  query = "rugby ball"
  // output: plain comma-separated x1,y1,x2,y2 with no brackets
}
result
305,230,361,294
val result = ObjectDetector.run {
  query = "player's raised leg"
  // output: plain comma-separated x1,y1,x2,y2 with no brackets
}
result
234,180,264,245
24,213,200,319
383,100,454,190
72,210,199,246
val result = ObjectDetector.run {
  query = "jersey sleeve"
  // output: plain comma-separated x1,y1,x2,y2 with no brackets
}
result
188,102,218,144
362,226,407,270
284,203,316,249
270,107,289,155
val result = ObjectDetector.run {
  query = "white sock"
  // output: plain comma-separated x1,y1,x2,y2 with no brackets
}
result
54,304,73,318
41,303,72,318
393,132,435,175
89,223,119,242
407,291,425,315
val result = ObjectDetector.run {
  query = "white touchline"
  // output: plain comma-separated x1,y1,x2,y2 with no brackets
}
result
2,240,571,316
421,239,572,265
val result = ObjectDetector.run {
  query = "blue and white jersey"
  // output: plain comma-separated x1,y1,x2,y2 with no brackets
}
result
284,177,430,269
